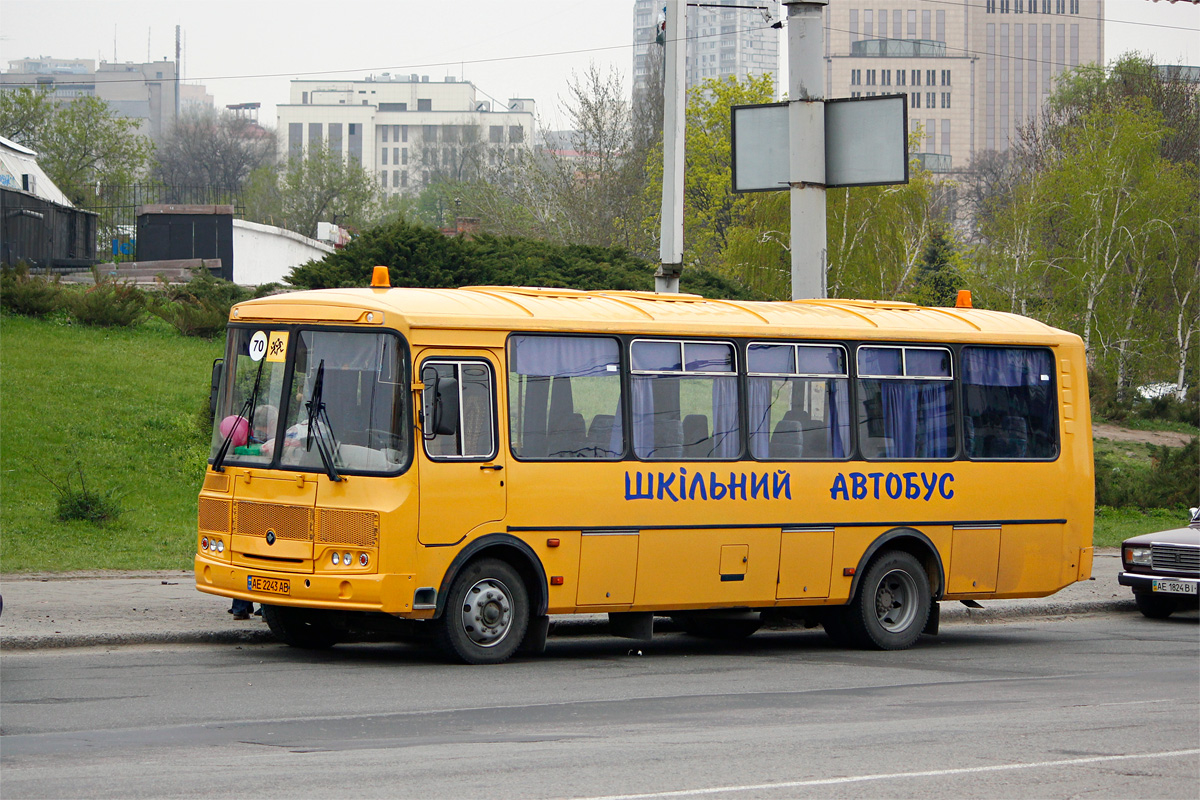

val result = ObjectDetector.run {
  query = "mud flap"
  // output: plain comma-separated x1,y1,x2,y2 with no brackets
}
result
519,615,550,655
923,601,940,635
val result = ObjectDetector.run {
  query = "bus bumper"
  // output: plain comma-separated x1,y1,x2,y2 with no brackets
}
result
194,555,418,615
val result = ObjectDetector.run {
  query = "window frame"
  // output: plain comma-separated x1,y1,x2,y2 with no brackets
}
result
505,332,627,462
854,343,957,462
213,323,413,477
419,357,498,462
746,341,852,462
629,337,741,461
960,344,1060,462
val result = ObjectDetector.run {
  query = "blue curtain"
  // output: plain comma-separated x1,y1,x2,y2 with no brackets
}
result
963,347,1051,387
880,380,952,458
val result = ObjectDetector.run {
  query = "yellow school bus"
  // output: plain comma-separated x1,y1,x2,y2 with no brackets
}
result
195,275,1094,663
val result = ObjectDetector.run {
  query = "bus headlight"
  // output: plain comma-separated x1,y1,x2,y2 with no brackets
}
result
359,552,369,567
332,552,340,566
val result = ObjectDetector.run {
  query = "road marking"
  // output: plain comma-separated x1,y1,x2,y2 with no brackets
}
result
570,749,1200,800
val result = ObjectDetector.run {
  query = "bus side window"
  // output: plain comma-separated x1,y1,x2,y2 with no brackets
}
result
422,360,496,460
631,339,740,460
508,335,624,460
856,345,955,460
747,343,849,460
962,347,1057,460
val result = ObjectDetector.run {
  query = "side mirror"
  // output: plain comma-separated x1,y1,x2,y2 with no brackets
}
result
421,366,459,437
209,358,224,417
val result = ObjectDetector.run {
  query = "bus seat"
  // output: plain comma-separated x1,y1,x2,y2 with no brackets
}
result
655,418,683,459
770,411,804,459
798,410,829,459
587,414,616,457
683,414,710,458
998,415,1029,457
548,412,586,458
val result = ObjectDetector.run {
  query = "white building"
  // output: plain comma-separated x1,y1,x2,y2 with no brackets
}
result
632,0,782,96
276,75,536,197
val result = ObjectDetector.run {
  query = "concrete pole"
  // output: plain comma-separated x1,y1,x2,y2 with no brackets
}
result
655,0,685,294
784,1,828,299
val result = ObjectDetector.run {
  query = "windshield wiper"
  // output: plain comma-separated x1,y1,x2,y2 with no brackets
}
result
212,357,265,473
305,360,342,482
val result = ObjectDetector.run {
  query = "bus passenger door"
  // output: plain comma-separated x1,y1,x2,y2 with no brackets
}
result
416,354,507,546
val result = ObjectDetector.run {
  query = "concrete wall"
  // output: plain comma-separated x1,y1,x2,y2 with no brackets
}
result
232,219,333,286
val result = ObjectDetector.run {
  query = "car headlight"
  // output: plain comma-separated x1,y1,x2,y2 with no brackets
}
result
1124,546,1152,567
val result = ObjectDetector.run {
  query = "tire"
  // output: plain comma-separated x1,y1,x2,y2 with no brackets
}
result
436,558,529,665
842,551,931,650
1134,592,1177,620
673,612,762,640
820,609,860,647
261,604,341,649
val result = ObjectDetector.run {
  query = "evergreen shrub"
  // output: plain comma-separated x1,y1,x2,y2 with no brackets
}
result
0,263,65,317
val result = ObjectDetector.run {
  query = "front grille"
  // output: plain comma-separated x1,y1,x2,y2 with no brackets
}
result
1151,544,1200,575
316,509,379,548
234,501,313,541
198,497,231,533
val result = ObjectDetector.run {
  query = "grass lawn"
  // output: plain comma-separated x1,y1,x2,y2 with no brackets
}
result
1093,507,1190,548
0,313,224,571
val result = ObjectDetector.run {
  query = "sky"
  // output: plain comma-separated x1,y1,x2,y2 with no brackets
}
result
1,0,1197,131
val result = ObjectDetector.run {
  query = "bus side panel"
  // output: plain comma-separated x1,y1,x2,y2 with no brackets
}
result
994,524,1067,598
632,529,780,610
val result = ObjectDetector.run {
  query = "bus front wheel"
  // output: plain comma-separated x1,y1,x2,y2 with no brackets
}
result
436,558,529,665
841,551,931,650
261,604,341,650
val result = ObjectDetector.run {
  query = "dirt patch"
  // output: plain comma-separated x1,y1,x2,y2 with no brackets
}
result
1093,423,1196,448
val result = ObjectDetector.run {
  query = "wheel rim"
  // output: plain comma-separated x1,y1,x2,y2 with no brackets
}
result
459,577,513,648
873,568,919,633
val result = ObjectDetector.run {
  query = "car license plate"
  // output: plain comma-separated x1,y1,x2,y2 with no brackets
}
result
1152,579,1196,595
248,575,290,595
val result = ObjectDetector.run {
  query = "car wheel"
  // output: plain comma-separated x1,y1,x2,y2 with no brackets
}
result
436,558,529,665
261,604,341,649
842,551,931,650
1134,592,1177,619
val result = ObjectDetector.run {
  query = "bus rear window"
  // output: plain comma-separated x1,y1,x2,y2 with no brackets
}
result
962,347,1057,460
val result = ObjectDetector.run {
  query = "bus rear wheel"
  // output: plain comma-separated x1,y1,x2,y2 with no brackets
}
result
842,551,931,650
261,604,341,650
436,558,529,665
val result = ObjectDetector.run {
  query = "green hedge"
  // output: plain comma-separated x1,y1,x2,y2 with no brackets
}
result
287,218,764,299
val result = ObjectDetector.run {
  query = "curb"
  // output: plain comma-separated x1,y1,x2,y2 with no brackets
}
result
0,600,1136,651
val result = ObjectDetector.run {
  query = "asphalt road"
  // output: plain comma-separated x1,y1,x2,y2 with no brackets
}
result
2,613,1197,799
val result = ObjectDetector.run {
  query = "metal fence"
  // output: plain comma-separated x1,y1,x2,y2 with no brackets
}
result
88,184,244,262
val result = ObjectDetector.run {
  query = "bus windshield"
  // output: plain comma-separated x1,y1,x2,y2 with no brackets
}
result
210,327,410,475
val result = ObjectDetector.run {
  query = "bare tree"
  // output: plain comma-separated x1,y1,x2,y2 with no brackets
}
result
154,108,277,196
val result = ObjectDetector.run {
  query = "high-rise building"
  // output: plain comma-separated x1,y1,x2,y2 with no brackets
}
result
1,57,189,146
823,1,1104,173
276,74,536,198
633,0,782,96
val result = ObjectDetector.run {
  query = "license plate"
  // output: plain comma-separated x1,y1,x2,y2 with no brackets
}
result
248,575,290,596
1152,579,1197,595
